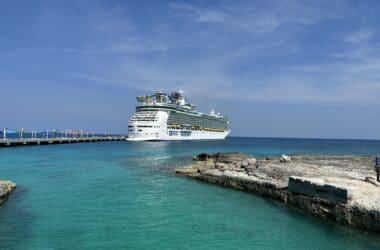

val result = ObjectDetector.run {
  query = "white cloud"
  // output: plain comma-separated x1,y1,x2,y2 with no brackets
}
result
109,37,174,52
196,9,230,24
71,53,380,108
344,28,375,44
7,0,380,107
85,2,133,34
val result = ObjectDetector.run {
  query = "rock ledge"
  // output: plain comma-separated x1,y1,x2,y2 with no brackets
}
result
176,153,380,233
0,180,16,204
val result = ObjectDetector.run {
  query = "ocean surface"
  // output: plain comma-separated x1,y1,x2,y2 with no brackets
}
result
1,137,380,249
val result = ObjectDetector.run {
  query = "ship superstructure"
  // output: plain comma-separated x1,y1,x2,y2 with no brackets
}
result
127,91,230,141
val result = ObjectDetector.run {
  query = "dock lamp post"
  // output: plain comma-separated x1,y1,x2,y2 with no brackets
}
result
375,156,380,182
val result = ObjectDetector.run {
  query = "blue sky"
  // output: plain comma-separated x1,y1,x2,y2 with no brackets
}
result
1,0,380,138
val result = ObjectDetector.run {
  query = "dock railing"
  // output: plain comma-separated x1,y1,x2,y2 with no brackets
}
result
0,128,126,147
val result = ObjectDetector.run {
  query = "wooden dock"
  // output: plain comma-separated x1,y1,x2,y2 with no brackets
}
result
0,136,126,147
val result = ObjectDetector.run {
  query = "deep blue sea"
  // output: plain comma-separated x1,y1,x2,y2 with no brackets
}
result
1,137,380,249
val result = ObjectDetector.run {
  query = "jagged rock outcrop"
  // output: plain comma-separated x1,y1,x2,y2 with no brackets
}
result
0,180,16,204
176,153,380,233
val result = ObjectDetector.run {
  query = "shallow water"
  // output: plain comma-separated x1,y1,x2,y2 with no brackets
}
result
0,137,380,249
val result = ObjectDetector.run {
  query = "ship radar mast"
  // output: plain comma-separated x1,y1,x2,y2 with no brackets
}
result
169,90,186,105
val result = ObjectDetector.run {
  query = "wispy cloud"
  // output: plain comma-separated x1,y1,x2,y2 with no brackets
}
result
168,0,341,32
344,28,375,44
84,1,134,34
331,28,377,60
55,1,380,108
109,37,176,53
3,0,380,107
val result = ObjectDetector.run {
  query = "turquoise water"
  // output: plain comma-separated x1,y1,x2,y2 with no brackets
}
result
0,137,380,249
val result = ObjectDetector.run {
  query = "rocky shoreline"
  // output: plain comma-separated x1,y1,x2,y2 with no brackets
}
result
0,180,16,204
176,153,380,233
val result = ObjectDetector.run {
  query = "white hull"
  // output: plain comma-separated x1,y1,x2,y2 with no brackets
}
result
127,130,229,141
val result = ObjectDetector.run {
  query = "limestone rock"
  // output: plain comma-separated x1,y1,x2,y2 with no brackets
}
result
215,162,229,170
280,154,291,163
288,176,350,203
0,180,16,204
365,177,380,187
193,152,251,164
241,160,249,168
175,165,199,175
247,158,257,166
228,163,236,170
214,152,251,163
176,152,380,233
193,153,213,161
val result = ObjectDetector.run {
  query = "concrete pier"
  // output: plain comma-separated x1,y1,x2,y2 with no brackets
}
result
0,136,126,147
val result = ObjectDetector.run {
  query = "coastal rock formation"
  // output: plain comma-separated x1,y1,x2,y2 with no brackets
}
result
0,180,16,204
280,154,291,163
176,153,380,233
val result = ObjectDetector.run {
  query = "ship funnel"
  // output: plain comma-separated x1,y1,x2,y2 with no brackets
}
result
170,90,186,105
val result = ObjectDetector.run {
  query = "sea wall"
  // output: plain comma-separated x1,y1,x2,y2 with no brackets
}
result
176,153,380,233
0,180,16,204
288,176,350,203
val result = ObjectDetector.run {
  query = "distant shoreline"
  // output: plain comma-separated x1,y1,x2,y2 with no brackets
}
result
227,136,380,141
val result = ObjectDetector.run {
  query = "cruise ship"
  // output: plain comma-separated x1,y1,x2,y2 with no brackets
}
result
127,91,230,141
